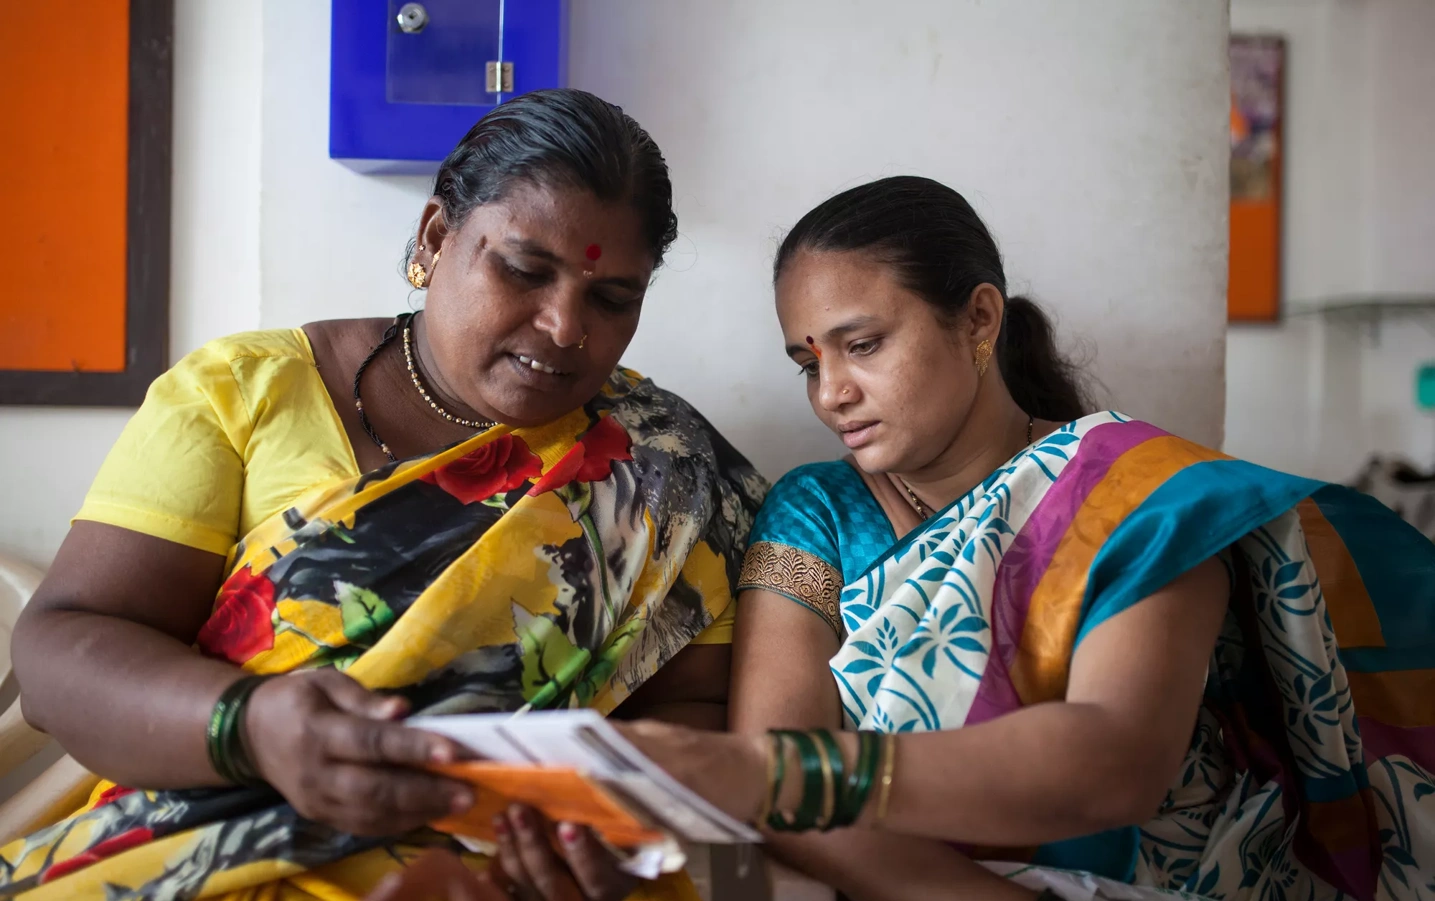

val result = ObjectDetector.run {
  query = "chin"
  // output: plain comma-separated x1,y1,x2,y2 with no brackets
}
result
849,444,897,474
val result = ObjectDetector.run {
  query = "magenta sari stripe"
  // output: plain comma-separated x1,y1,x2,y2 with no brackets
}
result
1359,716,1435,773
1296,838,1379,901
966,420,1168,725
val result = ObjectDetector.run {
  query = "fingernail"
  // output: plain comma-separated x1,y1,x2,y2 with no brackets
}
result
380,697,407,719
450,789,473,813
375,873,401,890
492,816,509,838
558,823,581,845
511,807,533,832
430,742,454,764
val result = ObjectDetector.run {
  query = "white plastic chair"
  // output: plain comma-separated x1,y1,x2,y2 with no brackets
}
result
0,552,97,845
0,552,47,773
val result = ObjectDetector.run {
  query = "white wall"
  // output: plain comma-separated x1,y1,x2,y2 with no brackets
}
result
1225,0,1435,480
2,0,1232,567
570,0,1231,473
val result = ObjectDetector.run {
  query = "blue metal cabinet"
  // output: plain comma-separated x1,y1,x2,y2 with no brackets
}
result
330,0,567,175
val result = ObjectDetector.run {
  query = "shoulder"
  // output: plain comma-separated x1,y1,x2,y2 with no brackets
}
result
162,328,312,388
190,328,325,401
203,327,314,363
766,461,865,508
1037,412,1227,479
749,461,861,556
599,368,770,507
142,329,303,399
139,329,324,437
603,369,763,477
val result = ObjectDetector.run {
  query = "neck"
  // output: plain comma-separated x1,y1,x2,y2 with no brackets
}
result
896,386,1032,513
409,312,493,424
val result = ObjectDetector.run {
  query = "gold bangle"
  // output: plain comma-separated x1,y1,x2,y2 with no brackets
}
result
874,733,896,826
752,735,777,827
812,731,836,830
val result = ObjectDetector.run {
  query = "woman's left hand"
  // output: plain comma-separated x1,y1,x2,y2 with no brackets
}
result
494,805,636,901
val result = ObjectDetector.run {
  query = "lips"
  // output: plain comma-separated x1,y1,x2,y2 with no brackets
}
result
838,420,879,449
514,353,568,376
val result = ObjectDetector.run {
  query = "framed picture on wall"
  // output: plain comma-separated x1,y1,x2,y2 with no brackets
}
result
1228,35,1285,323
0,0,173,406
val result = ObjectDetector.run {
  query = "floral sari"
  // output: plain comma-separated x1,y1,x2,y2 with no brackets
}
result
740,412,1435,900
0,368,767,900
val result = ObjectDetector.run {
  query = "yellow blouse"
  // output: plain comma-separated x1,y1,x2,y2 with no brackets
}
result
74,328,732,643
76,328,358,556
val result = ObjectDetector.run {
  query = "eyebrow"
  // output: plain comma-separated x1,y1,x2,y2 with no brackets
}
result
503,237,648,293
785,315,883,356
504,237,563,262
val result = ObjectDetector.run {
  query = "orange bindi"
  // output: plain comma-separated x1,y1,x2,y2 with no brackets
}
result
806,336,822,359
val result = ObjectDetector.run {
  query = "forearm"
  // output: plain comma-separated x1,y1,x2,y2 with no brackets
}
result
850,701,1160,846
14,609,242,788
765,830,1033,901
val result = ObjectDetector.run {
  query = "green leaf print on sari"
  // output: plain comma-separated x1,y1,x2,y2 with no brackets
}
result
514,606,593,709
335,581,397,648
573,614,646,707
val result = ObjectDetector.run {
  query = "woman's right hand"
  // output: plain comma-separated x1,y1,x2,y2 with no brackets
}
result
244,669,476,836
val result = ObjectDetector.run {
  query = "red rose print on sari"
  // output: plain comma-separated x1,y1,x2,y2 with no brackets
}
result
41,826,156,884
528,416,633,496
421,434,544,504
196,564,278,665
94,785,136,808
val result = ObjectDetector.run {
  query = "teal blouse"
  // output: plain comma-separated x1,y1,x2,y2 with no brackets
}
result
738,461,896,636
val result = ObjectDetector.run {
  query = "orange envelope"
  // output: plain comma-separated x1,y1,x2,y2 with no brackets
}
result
428,762,667,849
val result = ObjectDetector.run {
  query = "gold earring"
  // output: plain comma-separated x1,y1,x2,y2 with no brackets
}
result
431,248,442,268
406,261,427,289
579,334,588,349
974,339,993,378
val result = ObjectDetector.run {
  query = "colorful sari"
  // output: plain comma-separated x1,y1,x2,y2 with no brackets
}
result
0,368,767,900
739,412,1435,900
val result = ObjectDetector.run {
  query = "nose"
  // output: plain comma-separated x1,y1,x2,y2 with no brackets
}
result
816,365,856,412
532,286,586,349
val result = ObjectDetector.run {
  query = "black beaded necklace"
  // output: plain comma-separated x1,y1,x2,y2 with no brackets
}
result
352,312,499,462
351,313,408,462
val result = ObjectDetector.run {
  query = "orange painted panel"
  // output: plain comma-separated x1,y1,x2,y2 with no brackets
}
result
1229,200,1281,321
1228,36,1284,323
0,0,130,371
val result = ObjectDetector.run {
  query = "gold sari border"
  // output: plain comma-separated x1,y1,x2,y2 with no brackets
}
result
738,541,844,638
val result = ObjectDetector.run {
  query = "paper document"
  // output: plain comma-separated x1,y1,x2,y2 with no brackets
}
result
408,709,761,846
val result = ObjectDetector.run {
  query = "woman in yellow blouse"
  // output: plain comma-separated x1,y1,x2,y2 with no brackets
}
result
3,89,766,901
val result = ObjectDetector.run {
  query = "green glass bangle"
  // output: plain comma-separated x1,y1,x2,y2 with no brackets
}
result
769,730,825,831
834,730,880,828
857,731,881,809
763,733,788,830
207,675,272,787
812,729,844,830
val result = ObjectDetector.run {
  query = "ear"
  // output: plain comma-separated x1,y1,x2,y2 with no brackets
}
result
965,284,1006,344
414,196,450,262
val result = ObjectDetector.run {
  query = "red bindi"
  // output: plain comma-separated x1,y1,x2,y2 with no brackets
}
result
585,244,603,262
806,336,822,359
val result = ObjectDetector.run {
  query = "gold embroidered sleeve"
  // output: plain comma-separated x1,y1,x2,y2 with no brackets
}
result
737,541,844,638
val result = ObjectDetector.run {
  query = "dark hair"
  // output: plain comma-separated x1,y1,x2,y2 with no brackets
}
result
774,176,1090,422
411,89,678,267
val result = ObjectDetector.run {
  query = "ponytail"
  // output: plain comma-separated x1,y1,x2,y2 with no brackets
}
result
998,296,1090,422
